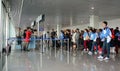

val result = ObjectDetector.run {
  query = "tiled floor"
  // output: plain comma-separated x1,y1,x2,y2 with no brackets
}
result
3,48,120,71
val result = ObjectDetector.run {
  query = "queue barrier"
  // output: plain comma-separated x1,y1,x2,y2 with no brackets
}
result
7,37,70,52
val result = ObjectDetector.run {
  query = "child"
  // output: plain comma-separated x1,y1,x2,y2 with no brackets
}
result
88,29,98,55
83,29,89,51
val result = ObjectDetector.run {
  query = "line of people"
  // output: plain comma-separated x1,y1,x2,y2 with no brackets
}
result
16,21,120,60
49,21,120,60
16,27,37,51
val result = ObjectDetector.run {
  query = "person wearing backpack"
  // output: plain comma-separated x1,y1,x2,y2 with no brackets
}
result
98,21,112,60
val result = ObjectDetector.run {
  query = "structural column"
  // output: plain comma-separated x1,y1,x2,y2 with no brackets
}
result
90,15,99,28
57,24,61,38
56,15,61,38
5,13,9,46
70,15,73,26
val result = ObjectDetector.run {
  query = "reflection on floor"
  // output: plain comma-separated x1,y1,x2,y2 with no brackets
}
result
3,48,120,71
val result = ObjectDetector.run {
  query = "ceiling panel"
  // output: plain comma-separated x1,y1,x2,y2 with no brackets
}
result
9,0,120,29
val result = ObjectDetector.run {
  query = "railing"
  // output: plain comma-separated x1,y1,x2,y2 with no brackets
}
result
2,37,70,71
7,37,70,53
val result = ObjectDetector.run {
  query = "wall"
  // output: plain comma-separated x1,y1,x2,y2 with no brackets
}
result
0,1,6,51
62,24,89,30
99,19,120,29
0,0,16,52
9,20,16,38
0,0,2,51
62,19,120,30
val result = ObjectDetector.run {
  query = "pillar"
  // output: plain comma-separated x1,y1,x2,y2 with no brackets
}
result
70,15,73,26
37,22,40,37
57,24,61,38
90,15,99,28
5,13,9,46
56,15,61,38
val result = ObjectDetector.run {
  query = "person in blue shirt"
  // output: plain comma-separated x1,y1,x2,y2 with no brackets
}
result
46,31,50,48
88,29,98,55
88,28,94,52
83,29,89,51
59,30,64,39
98,21,112,60
59,30,64,47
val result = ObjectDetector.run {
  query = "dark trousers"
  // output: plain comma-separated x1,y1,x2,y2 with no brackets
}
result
52,38,55,47
88,40,93,51
17,36,22,50
91,41,98,53
101,40,110,58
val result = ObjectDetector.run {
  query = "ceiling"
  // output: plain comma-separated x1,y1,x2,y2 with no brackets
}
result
9,0,120,29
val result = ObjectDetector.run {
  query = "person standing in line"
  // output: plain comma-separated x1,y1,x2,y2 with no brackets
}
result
75,28,80,50
23,29,26,50
88,29,98,55
46,31,50,48
115,30,120,54
16,27,23,51
24,27,32,51
79,30,84,48
59,30,64,48
66,29,72,51
98,21,112,60
88,28,93,53
96,29,103,54
51,29,56,48
83,29,89,51
114,27,119,54
72,30,77,52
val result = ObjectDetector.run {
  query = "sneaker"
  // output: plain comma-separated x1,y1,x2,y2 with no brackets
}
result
83,49,86,52
94,52,97,55
88,51,93,55
104,57,110,60
97,55,104,59
87,48,89,51
99,51,102,55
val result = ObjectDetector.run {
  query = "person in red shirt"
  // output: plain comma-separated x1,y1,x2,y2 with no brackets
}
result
24,27,32,51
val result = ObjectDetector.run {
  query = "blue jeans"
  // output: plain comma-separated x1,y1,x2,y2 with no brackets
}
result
101,40,110,58
91,41,98,53
52,38,55,47
60,40,64,47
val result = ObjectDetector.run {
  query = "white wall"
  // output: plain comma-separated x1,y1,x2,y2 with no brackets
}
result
99,19,120,29
0,0,2,51
9,21,16,38
62,18,120,30
62,24,89,30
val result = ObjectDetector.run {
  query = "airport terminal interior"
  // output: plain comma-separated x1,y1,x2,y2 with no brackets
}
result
0,0,120,71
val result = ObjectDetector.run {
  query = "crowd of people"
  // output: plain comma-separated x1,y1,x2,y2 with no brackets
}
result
16,21,120,60
48,21,120,60
16,27,37,51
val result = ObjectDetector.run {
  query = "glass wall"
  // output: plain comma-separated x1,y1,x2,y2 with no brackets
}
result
0,0,2,52
0,0,16,52
1,1,6,51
